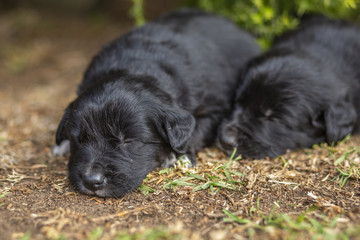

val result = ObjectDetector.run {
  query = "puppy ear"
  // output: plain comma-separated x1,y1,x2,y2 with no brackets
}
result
55,104,73,145
155,108,196,154
324,92,357,144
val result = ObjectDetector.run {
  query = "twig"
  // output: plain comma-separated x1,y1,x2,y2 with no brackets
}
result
91,205,155,222
268,180,300,186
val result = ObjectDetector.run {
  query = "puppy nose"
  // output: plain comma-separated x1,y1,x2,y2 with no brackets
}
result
82,172,105,191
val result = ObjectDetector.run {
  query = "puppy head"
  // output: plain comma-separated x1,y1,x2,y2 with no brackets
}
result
218,54,357,158
56,76,195,197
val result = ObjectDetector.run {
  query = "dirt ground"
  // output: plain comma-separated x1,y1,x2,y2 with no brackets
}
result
0,9,360,240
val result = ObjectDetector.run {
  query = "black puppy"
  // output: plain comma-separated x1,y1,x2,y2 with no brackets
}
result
53,9,260,197
218,16,360,159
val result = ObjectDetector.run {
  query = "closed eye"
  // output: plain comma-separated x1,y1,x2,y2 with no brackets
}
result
142,139,163,144
122,138,162,145
123,138,135,144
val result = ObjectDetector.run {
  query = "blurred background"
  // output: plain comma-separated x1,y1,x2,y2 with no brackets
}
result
0,0,359,48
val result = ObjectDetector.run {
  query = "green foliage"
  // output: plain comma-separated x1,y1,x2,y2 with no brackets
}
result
184,0,359,49
87,227,103,240
223,205,360,239
332,146,360,188
0,192,7,207
17,232,32,240
130,0,360,49
138,184,156,196
130,0,145,26
163,148,245,193
0,192,8,199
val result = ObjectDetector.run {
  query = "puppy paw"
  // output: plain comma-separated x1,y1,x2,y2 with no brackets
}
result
161,153,194,168
178,155,193,168
52,140,70,156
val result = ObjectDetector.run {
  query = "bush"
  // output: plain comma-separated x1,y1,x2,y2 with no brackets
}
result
184,0,360,48
131,0,359,49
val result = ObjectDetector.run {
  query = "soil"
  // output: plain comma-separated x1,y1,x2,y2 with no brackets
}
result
0,9,359,240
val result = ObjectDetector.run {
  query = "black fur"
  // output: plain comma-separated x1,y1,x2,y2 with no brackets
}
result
54,9,260,197
218,16,360,159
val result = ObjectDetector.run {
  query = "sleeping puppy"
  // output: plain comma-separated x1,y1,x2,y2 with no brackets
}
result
218,16,360,159
53,9,261,197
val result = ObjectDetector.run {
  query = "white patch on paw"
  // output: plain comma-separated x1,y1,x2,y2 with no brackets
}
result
178,155,192,168
162,152,177,168
52,140,70,156
162,153,193,168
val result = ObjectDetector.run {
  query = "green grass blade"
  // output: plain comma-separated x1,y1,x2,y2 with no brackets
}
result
223,209,252,224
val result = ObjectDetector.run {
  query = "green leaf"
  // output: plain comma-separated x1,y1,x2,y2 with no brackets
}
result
223,170,232,181
17,232,31,240
345,0,357,9
193,182,211,191
138,184,155,196
228,170,243,177
164,177,196,189
210,184,220,194
0,193,8,199
335,154,346,166
186,172,206,180
158,168,172,174
223,209,252,224
336,168,350,176
87,227,103,240
130,0,145,26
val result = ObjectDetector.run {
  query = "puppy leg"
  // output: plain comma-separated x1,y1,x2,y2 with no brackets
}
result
52,140,70,156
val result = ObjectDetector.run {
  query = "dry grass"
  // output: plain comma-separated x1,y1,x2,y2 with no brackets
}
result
0,9,359,240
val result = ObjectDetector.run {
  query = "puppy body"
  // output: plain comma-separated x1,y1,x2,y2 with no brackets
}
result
55,9,260,197
218,16,360,158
